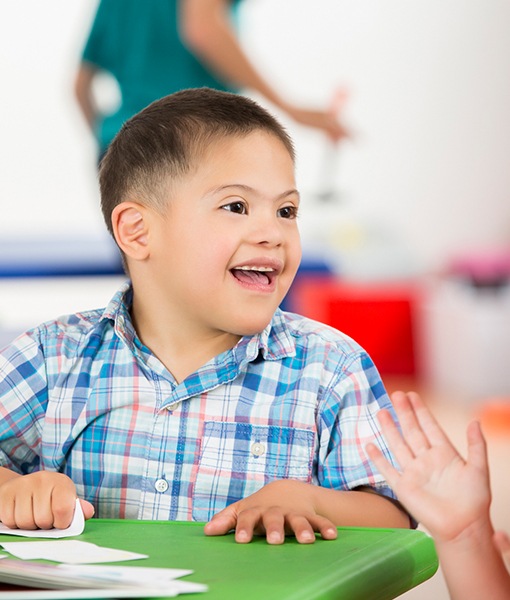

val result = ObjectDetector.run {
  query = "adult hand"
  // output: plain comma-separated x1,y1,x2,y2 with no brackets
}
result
494,531,510,572
283,105,350,142
282,88,351,143
366,391,492,544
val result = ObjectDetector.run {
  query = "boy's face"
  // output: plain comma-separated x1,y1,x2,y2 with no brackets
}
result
146,130,301,338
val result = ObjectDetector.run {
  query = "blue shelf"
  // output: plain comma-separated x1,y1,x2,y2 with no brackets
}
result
0,236,124,278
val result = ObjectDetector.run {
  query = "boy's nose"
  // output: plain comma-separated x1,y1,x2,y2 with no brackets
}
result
250,213,284,247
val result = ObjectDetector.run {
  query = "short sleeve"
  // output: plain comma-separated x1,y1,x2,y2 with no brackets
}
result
81,0,120,72
316,350,399,501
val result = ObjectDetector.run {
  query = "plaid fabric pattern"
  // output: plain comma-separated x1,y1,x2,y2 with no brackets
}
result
0,282,400,522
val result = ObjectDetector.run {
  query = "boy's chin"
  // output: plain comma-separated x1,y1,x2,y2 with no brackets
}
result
224,298,286,337
230,316,275,338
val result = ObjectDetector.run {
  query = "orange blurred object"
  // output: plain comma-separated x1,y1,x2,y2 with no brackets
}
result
476,399,510,434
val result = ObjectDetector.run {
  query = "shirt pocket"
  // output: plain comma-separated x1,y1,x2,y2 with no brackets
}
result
192,421,314,522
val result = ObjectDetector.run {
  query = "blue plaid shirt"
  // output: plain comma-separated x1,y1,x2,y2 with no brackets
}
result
0,282,400,521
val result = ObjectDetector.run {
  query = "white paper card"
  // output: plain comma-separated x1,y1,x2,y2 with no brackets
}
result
0,499,85,539
57,564,193,584
57,565,208,593
0,540,148,564
0,589,180,599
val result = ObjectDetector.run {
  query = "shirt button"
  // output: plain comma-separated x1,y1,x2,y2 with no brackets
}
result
251,442,266,457
155,478,169,493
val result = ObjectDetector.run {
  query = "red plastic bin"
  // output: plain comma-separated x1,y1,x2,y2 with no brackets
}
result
289,276,417,375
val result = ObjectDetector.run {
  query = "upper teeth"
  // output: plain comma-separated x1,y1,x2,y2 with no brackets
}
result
236,266,274,272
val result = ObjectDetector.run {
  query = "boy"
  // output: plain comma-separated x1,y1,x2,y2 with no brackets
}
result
0,88,409,544
367,391,510,599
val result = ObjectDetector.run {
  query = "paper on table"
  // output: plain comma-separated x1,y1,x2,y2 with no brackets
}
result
57,564,193,583
0,499,85,539
57,565,208,593
0,541,148,564
0,588,184,599
0,559,207,598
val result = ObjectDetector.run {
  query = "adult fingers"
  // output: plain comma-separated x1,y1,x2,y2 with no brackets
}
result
391,392,431,456
376,407,414,469
494,530,510,571
366,441,401,490
466,420,490,476
407,391,454,449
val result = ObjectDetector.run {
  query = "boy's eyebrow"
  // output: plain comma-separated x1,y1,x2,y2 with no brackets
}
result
210,184,300,201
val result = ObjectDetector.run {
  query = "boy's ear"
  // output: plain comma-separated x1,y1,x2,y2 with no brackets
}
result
111,202,150,261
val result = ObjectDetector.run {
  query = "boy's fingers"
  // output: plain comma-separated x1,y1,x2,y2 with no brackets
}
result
33,496,57,530
312,515,338,540
46,475,84,530
260,510,285,545
80,499,95,520
204,505,238,537
0,473,85,531
302,514,337,541
235,508,267,543
50,488,78,530
13,494,37,530
0,492,16,529
285,514,316,544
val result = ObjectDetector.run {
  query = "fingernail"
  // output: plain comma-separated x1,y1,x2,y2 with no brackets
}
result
268,531,282,544
236,530,249,542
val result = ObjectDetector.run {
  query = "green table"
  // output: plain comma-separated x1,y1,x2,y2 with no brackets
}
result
47,520,438,600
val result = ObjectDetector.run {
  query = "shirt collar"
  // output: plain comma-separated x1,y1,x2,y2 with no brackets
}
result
99,280,137,348
237,308,296,364
100,281,296,363
100,280,132,321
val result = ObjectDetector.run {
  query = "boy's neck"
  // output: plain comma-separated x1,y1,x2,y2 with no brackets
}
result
130,291,241,384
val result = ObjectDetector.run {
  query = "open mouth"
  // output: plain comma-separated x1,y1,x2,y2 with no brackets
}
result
230,265,276,287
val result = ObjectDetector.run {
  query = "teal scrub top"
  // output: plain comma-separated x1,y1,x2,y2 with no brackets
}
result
81,0,241,153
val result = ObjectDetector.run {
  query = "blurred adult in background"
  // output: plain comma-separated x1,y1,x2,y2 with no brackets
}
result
75,0,348,161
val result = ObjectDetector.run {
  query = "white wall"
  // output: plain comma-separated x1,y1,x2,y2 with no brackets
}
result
0,0,102,235
2,0,510,275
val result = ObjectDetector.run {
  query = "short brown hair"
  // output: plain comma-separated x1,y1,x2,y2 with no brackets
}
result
99,87,295,236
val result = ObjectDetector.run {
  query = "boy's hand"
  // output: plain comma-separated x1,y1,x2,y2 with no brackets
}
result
204,480,338,544
0,471,95,530
366,391,491,544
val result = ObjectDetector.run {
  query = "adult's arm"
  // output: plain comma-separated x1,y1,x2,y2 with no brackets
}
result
179,0,348,141
74,62,100,133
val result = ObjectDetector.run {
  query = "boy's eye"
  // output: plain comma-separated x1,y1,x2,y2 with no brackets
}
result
278,205,298,219
221,201,247,215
